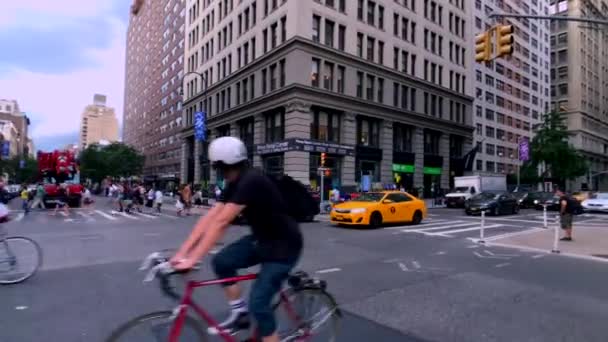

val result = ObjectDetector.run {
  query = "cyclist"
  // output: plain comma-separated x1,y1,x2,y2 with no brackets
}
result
171,136,302,342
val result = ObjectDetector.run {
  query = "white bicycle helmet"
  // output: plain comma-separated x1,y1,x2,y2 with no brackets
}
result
208,136,248,167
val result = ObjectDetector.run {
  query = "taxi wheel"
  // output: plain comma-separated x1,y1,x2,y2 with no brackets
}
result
369,212,383,228
411,211,423,225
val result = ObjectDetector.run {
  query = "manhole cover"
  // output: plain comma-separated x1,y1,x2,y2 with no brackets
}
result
592,254,608,259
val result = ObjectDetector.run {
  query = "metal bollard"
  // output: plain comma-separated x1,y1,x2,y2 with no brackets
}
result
478,210,486,244
551,214,560,253
543,205,548,228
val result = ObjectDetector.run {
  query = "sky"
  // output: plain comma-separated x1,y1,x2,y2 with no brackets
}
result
0,0,131,151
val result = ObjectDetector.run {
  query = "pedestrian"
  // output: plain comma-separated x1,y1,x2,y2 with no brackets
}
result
131,182,143,213
154,188,164,214
52,184,70,216
214,185,222,200
20,184,30,215
146,186,155,213
81,186,94,210
556,188,575,241
122,183,133,213
182,183,192,216
30,183,45,210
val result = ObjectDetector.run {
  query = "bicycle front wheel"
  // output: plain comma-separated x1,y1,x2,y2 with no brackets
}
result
0,236,43,285
275,289,340,342
106,311,208,342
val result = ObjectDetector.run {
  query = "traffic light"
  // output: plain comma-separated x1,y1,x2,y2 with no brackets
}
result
475,31,492,63
320,153,326,167
496,25,514,58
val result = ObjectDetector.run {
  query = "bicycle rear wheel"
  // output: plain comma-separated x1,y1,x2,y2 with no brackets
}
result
275,289,340,342
106,311,208,342
0,236,43,285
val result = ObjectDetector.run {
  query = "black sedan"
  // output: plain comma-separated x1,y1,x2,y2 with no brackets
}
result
465,191,519,216
516,191,554,209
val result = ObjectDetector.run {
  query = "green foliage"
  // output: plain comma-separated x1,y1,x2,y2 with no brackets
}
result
521,111,588,184
0,157,38,184
79,142,145,182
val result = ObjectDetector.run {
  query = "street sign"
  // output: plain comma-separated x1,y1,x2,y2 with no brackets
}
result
1,141,9,158
518,138,530,161
194,111,206,142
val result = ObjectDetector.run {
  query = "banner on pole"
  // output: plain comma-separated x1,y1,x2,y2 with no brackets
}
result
518,138,530,161
1,141,9,158
194,111,206,142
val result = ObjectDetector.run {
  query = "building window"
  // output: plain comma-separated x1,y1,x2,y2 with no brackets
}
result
366,37,375,61
366,74,375,100
270,63,277,90
357,33,364,57
424,130,440,155
281,16,286,42
338,25,346,51
323,61,334,91
262,68,267,94
271,22,278,48
367,1,375,25
337,65,345,93
357,117,380,147
265,110,285,142
279,59,286,87
357,0,364,20
325,19,335,47
356,71,364,97
312,15,321,43
311,58,320,87
311,108,340,142
393,123,413,152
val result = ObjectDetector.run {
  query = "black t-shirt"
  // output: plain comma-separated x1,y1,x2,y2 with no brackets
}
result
220,169,303,261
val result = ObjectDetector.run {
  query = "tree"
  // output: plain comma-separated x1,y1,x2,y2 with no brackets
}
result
0,156,38,184
79,142,145,182
521,111,587,187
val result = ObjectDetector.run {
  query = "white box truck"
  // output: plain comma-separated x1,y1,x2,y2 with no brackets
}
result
445,175,507,208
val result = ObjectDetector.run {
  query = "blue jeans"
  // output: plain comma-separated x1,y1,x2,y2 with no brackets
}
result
22,200,29,214
212,235,299,337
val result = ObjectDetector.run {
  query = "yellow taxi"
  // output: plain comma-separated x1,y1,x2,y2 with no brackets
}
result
330,191,427,228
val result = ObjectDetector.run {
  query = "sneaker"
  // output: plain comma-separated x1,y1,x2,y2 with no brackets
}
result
207,311,250,336
560,237,572,241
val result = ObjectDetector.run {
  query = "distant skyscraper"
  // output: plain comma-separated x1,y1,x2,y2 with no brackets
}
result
123,0,186,186
79,94,119,149
472,0,551,178
550,0,608,190
0,99,31,156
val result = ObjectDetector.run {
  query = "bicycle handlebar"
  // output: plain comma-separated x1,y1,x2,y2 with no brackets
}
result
139,252,199,301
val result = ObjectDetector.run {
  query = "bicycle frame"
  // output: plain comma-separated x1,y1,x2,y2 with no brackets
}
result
169,273,309,342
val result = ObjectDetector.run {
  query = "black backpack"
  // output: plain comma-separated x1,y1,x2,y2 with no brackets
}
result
567,196,583,215
269,174,320,222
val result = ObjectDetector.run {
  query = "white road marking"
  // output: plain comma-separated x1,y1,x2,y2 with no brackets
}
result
117,212,139,220
430,224,503,235
316,268,341,274
133,212,157,219
59,212,68,217
95,210,117,221
64,218,75,222
412,261,421,269
385,219,454,230
410,222,479,232
382,258,401,263
484,250,495,256
467,245,480,248
156,213,178,219
398,263,409,272
531,254,546,259
467,228,545,243
495,263,511,268
467,217,547,224
15,306,28,310
434,251,447,255
13,213,24,222
77,212,95,221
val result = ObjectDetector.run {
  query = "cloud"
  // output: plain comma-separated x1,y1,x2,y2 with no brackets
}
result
0,16,127,142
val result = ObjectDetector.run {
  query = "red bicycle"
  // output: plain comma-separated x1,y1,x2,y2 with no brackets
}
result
106,252,341,342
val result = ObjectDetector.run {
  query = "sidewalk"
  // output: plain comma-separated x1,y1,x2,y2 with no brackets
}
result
487,224,608,262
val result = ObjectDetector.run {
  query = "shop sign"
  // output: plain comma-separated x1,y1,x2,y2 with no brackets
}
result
255,139,355,156
423,167,442,175
392,164,415,173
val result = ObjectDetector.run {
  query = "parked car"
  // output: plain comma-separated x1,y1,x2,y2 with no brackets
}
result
515,191,554,209
464,191,519,216
536,194,584,214
581,192,608,213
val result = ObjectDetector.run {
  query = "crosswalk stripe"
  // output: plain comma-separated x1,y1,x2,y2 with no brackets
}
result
77,212,94,221
13,213,24,222
386,219,456,230
133,212,157,219
410,222,480,232
432,224,504,235
59,212,68,217
157,213,178,219
95,210,117,220
116,211,139,220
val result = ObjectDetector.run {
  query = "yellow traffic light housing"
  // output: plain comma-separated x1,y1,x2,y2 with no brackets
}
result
320,152,326,167
475,31,492,63
496,25,514,57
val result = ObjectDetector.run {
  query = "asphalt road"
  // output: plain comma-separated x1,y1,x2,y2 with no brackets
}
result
1,208,608,341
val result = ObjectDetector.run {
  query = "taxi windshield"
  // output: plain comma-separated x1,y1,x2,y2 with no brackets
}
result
354,193,385,202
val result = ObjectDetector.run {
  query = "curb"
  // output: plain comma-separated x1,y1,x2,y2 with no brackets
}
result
483,241,608,264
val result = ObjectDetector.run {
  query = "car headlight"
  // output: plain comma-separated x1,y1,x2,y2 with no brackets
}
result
533,199,539,204
350,208,367,214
